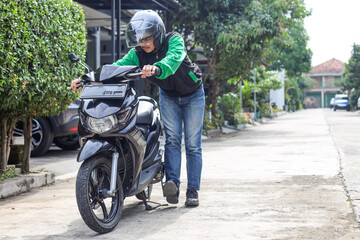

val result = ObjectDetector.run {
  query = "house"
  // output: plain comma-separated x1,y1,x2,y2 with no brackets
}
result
304,58,345,108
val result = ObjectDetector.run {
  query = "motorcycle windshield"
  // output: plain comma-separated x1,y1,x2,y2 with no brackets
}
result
94,65,140,82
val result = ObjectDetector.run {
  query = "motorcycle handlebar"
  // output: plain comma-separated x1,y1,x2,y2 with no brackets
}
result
67,68,159,90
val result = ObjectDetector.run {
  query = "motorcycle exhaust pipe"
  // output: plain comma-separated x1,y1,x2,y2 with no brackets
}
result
107,152,119,197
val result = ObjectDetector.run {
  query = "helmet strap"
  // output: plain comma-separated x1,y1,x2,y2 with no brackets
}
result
154,37,160,51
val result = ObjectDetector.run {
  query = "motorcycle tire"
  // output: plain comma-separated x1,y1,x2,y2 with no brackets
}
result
54,135,80,150
30,118,54,157
76,156,124,233
135,184,153,201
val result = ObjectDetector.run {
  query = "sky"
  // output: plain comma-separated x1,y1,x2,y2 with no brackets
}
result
303,0,360,67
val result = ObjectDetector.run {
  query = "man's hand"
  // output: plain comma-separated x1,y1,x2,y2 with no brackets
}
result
71,79,82,90
141,65,159,78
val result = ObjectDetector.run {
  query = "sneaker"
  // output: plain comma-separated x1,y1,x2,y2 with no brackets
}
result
163,180,179,204
185,189,199,207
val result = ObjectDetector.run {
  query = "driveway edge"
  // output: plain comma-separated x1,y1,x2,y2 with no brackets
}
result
0,172,55,199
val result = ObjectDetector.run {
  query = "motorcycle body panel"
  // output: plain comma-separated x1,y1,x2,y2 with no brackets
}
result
77,65,163,199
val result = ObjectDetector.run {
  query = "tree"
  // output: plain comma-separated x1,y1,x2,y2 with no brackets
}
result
343,44,360,93
0,0,86,172
267,21,312,79
173,0,310,116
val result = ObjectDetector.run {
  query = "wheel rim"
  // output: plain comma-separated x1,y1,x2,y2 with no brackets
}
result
31,119,43,150
88,165,120,223
13,119,43,151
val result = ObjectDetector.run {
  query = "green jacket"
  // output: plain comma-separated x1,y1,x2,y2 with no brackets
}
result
114,32,202,97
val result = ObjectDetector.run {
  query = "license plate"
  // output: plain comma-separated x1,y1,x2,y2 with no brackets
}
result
79,84,127,99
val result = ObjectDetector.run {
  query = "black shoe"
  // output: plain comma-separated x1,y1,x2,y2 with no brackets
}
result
163,180,179,204
185,189,199,207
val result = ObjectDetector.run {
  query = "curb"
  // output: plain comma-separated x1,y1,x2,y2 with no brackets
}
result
0,172,55,199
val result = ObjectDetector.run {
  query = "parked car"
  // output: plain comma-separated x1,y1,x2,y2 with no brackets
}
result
13,100,80,157
330,97,335,109
333,94,350,111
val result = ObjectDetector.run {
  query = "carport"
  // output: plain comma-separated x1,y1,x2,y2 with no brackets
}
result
74,0,181,68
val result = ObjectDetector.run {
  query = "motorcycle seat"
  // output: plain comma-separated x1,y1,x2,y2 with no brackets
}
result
136,100,154,125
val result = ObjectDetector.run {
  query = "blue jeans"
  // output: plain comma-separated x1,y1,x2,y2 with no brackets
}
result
159,86,205,190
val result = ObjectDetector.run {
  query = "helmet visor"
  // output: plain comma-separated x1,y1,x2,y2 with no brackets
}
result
126,20,157,48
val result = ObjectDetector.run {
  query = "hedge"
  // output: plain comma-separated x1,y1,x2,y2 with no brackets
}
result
0,0,87,171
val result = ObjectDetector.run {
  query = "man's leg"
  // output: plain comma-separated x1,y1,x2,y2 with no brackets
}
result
159,89,182,203
182,87,205,205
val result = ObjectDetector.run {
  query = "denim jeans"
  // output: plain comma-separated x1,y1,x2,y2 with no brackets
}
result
159,86,205,190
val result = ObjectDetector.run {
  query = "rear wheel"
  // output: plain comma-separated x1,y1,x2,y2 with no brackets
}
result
14,118,54,157
76,156,124,233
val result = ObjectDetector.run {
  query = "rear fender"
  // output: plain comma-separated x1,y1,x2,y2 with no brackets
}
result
77,139,116,162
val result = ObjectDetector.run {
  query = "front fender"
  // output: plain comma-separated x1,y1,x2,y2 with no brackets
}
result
77,139,116,162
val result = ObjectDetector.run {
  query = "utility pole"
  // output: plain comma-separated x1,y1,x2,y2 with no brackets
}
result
239,79,243,112
253,62,257,119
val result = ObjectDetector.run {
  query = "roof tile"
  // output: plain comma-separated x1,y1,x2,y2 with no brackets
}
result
310,58,345,74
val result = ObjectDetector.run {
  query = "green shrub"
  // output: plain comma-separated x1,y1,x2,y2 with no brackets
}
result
0,0,87,171
203,110,223,131
0,166,20,181
218,93,241,121
0,0,87,119
350,89,360,110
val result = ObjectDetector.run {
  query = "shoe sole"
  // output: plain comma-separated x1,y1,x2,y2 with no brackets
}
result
163,181,178,196
185,200,199,207
163,181,179,204
166,195,179,204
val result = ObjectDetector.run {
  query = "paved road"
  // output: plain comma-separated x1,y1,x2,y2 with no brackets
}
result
1,109,360,239
324,108,360,222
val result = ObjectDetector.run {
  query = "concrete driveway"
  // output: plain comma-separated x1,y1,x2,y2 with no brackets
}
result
0,109,360,239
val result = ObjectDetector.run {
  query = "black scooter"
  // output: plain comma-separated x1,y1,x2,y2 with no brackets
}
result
69,54,164,233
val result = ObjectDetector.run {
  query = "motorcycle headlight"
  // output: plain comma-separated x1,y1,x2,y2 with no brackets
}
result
86,115,117,134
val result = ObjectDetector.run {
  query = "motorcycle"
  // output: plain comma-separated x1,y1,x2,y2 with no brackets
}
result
69,53,164,233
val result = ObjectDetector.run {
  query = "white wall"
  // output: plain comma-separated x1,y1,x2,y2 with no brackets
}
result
270,70,285,110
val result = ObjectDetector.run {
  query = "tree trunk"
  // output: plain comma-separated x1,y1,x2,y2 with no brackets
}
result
0,116,8,171
210,81,220,117
22,117,32,174
6,126,13,162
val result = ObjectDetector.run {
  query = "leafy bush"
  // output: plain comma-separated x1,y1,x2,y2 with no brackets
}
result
232,112,252,126
203,109,223,131
0,0,86,118
0,0,87,171
0,166,20,181
350,89,360,110
218,93,241,121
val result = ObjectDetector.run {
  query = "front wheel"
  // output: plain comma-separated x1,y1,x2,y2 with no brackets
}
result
76,156,124,233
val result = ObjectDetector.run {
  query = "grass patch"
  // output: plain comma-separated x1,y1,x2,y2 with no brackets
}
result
0,166,21,181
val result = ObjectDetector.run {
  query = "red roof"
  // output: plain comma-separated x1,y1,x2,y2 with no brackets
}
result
310,58,345,74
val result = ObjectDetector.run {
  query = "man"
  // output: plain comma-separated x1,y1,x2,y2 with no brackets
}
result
72,10,205,207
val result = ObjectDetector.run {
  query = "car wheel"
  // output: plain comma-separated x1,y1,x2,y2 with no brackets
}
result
54,135,80,150
14,118,54,157
333,106,336,111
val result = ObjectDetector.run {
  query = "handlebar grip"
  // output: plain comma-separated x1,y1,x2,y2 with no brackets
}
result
67,82,83,90
126,72,143,77
154,67,160,77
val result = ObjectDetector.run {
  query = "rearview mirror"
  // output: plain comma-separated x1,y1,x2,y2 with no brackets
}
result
68,53,79,63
